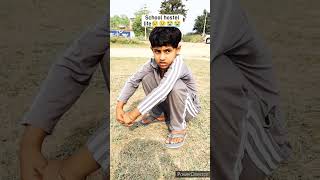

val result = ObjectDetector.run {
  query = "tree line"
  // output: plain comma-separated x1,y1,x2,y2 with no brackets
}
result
111,0,210,37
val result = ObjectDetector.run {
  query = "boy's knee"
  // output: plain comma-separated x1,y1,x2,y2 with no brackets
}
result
169,80,187,97
213,55,245,95
141,72,155,86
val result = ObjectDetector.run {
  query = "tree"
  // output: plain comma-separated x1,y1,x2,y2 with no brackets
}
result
132,6,151,37
193,9,210,34
110,15,130,30
159,0,188,19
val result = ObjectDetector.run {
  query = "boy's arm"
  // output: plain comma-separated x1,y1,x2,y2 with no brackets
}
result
44,121,108,179
20,15,108,179
213,0,280,109
19,126,48,180
116,60,153,125
21,15,108,134
117,60,153,103
212,0,251,60
116,101,126,124
137,55,184,116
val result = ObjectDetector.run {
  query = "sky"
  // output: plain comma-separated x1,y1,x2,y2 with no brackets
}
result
110,0,210,34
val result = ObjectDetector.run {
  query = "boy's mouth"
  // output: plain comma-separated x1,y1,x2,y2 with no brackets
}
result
159,63,167,68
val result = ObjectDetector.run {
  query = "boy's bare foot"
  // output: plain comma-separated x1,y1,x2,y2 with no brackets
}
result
166,129,187,144
139,114,165,125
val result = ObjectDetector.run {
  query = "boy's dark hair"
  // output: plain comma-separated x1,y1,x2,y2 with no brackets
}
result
149,27,182,48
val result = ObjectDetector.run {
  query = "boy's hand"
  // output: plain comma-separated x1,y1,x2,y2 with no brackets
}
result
123,112,135,126
43,146,99,180
20,125,48,180
123,108,141,127
42,160,86,180
116,107,125,124
116,101,125,125
20,147,47,180
42,160,63,180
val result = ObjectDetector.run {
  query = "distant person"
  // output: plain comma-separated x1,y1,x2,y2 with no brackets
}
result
212,0,292,179
19,15,109,180
115,27,201,148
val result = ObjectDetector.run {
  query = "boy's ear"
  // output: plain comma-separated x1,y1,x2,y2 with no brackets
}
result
176,43,182,53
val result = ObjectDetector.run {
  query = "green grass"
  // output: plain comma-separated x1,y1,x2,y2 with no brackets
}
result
110,43,150,48
110,57,210,179
111,37,142,44
182,34,204,43
110,37,150,48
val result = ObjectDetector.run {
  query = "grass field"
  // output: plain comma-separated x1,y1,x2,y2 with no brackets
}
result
110,42,150,48
110,57,210,179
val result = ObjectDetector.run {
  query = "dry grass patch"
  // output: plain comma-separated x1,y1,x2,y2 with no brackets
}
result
110,57,210,179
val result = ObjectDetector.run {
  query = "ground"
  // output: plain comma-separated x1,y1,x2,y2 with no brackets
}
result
109,55,210,179
0,0,319,179
240,0,320,179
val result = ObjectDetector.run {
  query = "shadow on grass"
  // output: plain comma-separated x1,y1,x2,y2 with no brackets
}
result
114,138,179,179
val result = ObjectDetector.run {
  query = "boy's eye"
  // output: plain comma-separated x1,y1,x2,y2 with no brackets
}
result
152,49,171,54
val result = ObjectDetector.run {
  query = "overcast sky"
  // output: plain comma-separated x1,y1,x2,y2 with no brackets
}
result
110,0,210,34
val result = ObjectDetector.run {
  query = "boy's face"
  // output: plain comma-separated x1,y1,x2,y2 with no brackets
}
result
151,45,181,70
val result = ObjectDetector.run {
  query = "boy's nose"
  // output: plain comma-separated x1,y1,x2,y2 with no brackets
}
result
160,53,166,60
